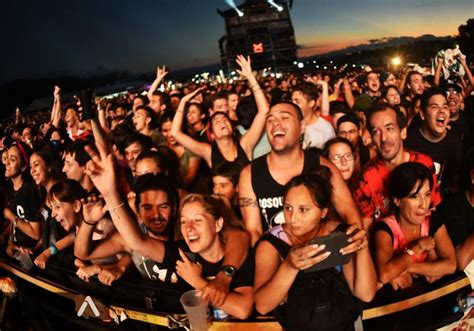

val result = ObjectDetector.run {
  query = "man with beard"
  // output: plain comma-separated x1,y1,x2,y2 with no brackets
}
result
239,102,364,245
75,174,181,283
351,103,442,230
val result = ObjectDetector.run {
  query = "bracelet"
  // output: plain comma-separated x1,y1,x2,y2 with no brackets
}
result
13,217,19,227
249,82,259,90
50,244,59,256
110,202,125,219
82,219,96,226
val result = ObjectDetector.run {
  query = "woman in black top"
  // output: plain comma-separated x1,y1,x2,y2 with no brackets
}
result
170,55,269,171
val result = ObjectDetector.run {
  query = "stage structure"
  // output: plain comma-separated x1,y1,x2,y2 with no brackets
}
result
218,0,297,73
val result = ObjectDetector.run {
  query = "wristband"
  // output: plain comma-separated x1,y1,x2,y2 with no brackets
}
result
82,219,96,226
50,244,59,256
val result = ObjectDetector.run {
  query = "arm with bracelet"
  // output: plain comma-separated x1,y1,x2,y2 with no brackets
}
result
34,233,75,269
235,55,270,160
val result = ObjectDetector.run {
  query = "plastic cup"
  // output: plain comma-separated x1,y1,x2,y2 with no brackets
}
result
180,290,209,331
13,250,34,272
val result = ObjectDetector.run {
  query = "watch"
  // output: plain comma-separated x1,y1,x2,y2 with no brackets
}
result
220,265,236,278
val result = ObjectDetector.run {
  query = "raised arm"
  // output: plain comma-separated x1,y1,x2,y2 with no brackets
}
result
51,86,62,128
316,80,331,116
236,55,269,159
170,88,212,166
434,58,443,87
147,65,168,101
75,196,127,260
96,97,110,134
238,164,263,245
83,134,166,263
342,78,355,109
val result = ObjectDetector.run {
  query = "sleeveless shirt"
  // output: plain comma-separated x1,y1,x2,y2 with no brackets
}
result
251,148,322,232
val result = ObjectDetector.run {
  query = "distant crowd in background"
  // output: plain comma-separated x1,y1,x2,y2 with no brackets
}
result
0,49,473,329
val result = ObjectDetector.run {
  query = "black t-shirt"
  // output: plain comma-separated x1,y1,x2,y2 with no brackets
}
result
431,190,473,247
211,140,249,172
404,127,464,193
251,148,321,231
6,177,41,248
161,240,254,291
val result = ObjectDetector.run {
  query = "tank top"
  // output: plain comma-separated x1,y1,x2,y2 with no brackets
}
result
382,215,430,263
130,224,178,283
211,140,249,171
251,148,322,232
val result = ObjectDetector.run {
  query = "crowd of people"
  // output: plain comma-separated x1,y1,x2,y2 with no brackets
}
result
0,52,473,330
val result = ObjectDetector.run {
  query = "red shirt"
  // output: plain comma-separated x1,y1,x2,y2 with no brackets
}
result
350,150,442,221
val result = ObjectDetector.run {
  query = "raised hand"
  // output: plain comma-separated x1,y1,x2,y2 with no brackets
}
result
53,86,61,98
181,87,205,104
81,194,107,225
236,55,253,79
156,66,168,81
84,143,117,199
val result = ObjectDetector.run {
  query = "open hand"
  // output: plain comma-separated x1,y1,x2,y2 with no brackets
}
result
81,194,107,225
236,55,253,79
84,142,117,199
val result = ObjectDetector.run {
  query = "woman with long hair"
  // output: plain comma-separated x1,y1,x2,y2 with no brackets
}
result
254,173,376,331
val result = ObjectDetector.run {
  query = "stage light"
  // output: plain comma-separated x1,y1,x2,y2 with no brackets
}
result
297,62,304,68
267,0,283,12
391,56,402,66
225,0,244,16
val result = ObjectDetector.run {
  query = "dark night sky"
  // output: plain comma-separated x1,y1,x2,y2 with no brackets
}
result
1,0,472,83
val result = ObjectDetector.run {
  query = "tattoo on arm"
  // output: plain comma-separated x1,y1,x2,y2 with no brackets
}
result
239,197,259,208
